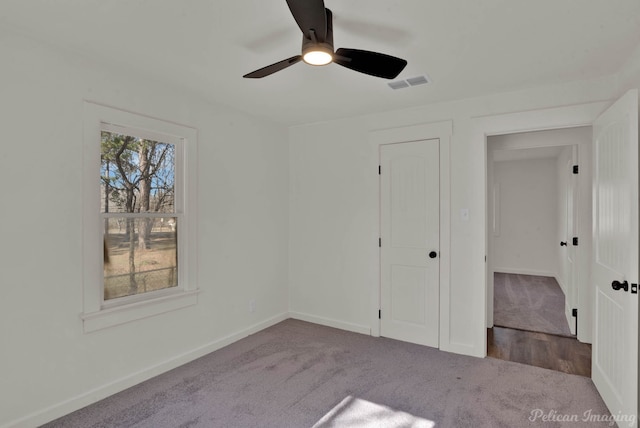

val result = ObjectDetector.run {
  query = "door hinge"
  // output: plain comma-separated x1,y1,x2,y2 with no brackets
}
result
378,309,381,319
572,237,579,246
379,238,382,248
378,165,381,175
572,308,577,317
572,165,579,174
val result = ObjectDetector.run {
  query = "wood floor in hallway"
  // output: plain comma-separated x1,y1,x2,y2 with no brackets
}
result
487,326,592,377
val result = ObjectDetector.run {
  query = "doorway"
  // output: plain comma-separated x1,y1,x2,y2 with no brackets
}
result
485,127,593,375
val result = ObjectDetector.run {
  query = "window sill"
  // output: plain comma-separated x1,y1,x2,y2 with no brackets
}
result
81,289,200,333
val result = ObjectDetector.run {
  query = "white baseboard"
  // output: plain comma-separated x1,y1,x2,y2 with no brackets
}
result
289,311,371,336
441,341,485,359
493,268,557,278
5,312,289,428
555,275,567,295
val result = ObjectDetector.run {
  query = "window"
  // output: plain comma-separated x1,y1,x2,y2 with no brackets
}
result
82,102,198,332
101,127,178,301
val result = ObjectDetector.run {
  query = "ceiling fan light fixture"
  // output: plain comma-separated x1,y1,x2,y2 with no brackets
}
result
302,43,333,66
242,3,407,79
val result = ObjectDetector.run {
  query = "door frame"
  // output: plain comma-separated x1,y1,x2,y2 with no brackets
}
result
472,101,610,355
369,121,451,350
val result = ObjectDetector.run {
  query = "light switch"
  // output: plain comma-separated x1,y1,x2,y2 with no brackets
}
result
460,208,470,221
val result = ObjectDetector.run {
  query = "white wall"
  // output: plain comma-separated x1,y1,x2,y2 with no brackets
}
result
0,31,289,427
616,41,640,96
289,76,616,357
492,157,558,276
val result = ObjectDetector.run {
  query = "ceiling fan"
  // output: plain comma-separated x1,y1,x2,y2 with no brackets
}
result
243,0,408,79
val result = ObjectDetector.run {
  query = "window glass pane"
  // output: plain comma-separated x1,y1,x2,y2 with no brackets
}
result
104,217,178,300
100,131,175,214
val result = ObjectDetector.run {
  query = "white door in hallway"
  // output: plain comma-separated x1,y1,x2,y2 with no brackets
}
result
380,139,439,347
565,152,577,334
591,89,638,425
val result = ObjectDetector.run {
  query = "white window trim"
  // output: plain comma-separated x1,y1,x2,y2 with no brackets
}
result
81,101,199,333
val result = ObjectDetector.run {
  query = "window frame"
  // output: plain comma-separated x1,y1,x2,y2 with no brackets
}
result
82,101,198,333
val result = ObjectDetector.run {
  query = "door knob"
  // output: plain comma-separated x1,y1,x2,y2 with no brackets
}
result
612,280,629,292
560,241,567,247
429,251,438,259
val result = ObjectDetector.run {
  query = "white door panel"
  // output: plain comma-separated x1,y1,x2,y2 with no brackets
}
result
391,265,427,325
566,152,577,334
380,139,439,347
591,89,638,425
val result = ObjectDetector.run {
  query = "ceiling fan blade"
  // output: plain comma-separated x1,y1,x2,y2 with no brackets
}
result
334,48,407,79
286,0,327,41
243,55,302,78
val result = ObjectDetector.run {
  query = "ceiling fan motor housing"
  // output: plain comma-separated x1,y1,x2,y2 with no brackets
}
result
301,8,334,65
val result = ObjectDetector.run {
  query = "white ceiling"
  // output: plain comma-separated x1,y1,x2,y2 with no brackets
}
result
3,0,640,126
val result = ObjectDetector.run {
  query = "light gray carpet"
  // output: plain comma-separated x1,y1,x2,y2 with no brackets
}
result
42,319,610,428
494,273,573,336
